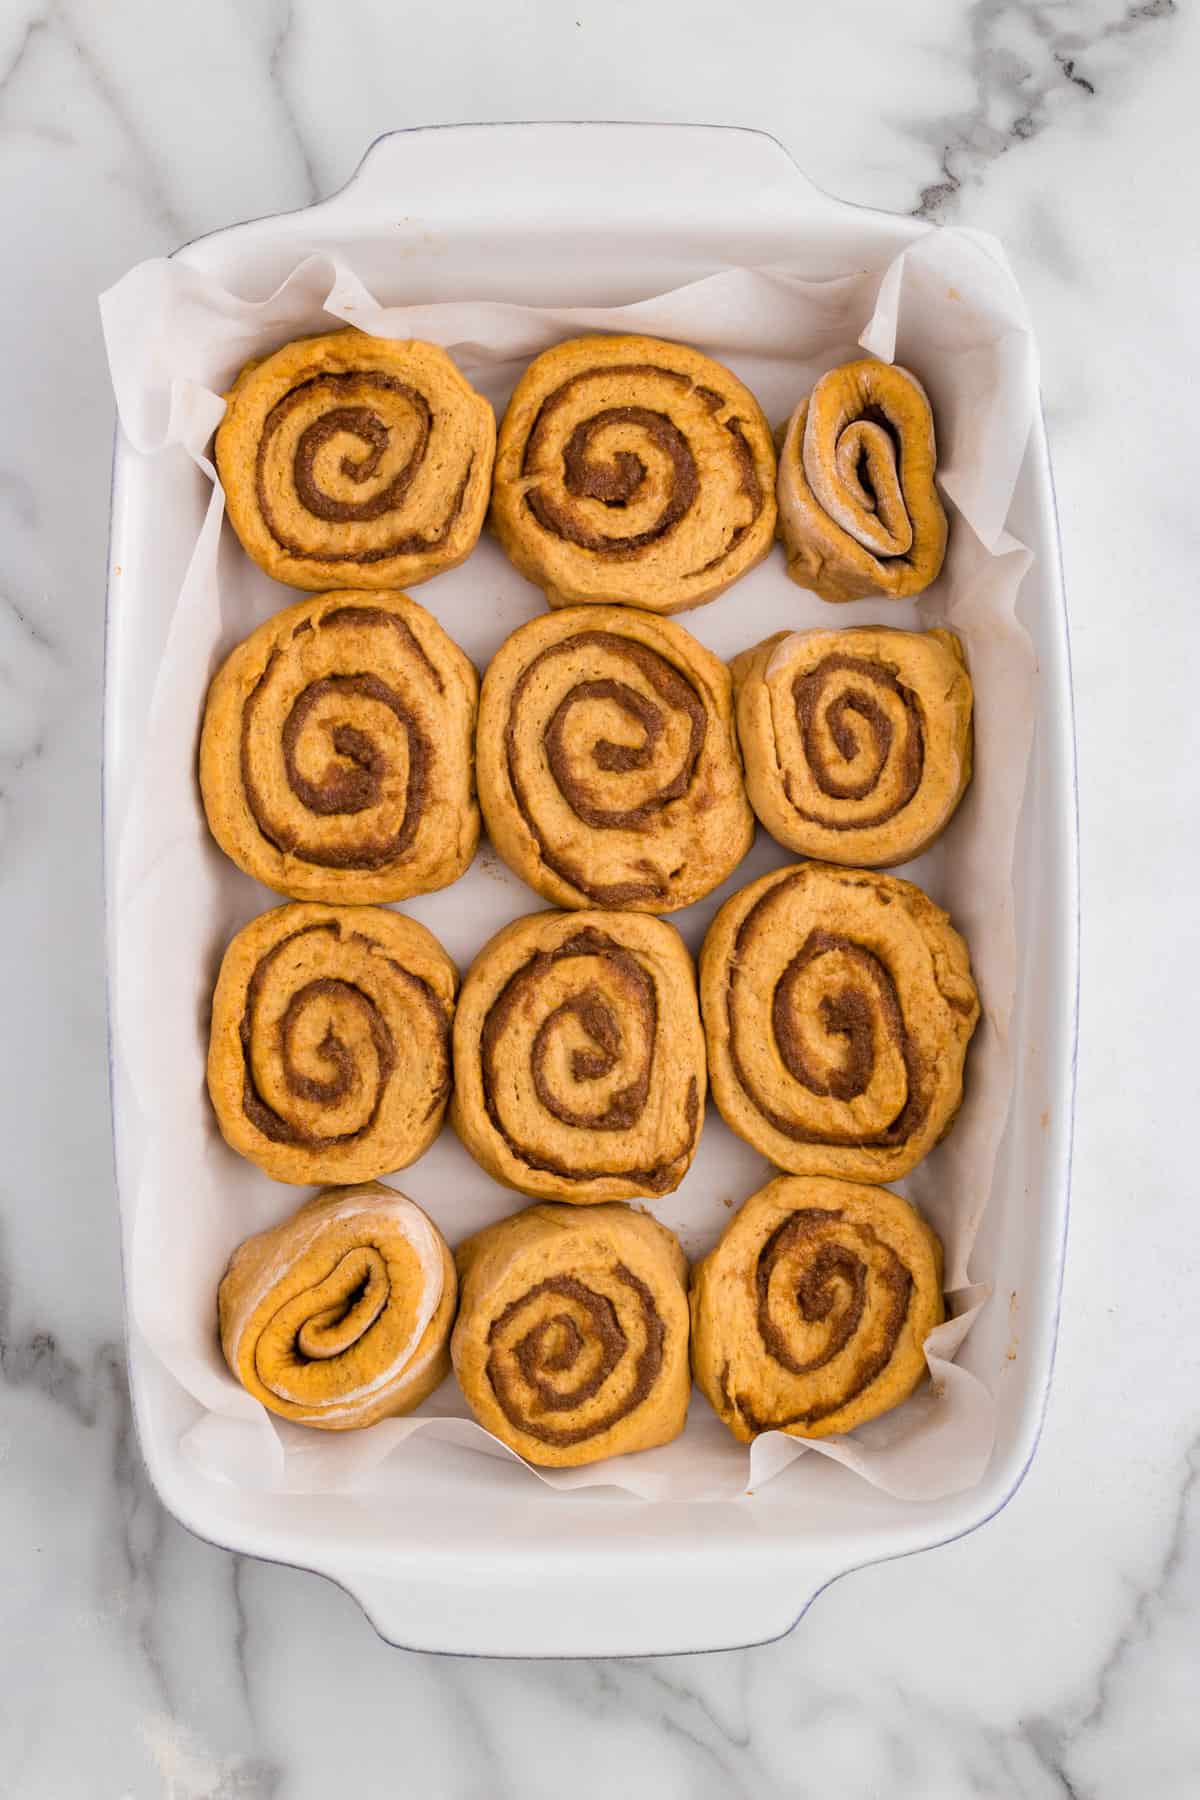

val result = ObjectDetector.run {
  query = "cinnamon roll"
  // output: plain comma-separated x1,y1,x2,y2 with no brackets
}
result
200,591,479,904
491,334,776,614
207,902,457,1185
777,360,948,602
731,626,972,865
218,1183,456,1430
451,909,705,1203
452,1202,690,1467
476,606,753,912
700,862,979,1181
215,330,495,589
691,1174,944,1440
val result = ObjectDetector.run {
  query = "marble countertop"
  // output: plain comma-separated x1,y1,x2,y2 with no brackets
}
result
3,1,1196,1794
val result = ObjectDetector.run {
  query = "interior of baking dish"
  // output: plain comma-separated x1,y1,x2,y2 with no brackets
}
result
104,124,1077,1656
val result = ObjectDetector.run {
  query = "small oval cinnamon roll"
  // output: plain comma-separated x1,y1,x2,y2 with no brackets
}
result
777,360,948,602
451,909,705,1203
218,1183,456,1430
207,902,457,1185
491,334,776,614
215,330,495,590
476,606,753,912
452,1202,690,1467
731,626,972,866
700,862,979,1182
200,591,479,904
691,1174,944,1441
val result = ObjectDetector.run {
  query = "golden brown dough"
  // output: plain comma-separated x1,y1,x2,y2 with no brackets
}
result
452,1201,690,1467
207,902,457,1185
690,1173,944,1440
200,591,479,904
476,606,754,912
491,334,776,614
699,862,979,1182
731,626,972,866
777,360,948,602
218,1183,456,1430
451,908,705,1203
215,330,495,589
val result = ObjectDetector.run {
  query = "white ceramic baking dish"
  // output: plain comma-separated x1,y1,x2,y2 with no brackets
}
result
104,122,1078,1657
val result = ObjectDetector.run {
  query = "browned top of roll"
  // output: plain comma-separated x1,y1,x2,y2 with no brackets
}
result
215,331,495,592
509,630,705,905
738,1207,912,1430
689,1174,945,1442
485,1261,666,1447
451,907,707,1205
479,926,697,1190
699,862,979,1183
451,1201,691,1466
237,918,448,1151
490,335,776,614
476,606,754,915
199,591,479,905
207,901,458,1186
790,654,923,829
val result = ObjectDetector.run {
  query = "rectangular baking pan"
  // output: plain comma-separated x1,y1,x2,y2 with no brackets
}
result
104,122,1078,1657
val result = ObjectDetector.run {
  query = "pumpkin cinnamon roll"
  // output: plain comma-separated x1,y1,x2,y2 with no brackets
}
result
731,626,973,866
476,606,753,912
777,360,948,602
218,1183,456,1430
451,909,705,1203
215,330,495,589
700,863,979,1181
691,1174,944,1441
452,1202,690,1467
491,334,776,614
200,591,479,904
207,902,456,1185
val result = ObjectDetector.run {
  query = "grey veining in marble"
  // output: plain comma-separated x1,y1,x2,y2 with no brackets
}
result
909,0,1179,218
2,0,1197,1794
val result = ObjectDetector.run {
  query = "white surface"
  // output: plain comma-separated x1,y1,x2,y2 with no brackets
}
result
1,0,1195,1790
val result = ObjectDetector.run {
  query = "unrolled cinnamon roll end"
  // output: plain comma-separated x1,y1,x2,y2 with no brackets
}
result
776,360,948,603
218,1182,457,1430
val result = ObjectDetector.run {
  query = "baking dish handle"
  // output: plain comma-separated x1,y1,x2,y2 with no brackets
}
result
330,1541,846,1658
322,121,898,252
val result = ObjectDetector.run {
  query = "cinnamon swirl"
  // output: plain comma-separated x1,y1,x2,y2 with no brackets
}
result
215,330,495,589
691,1174,944,1440
491,334,776,614
200,591,479,904
451,909,705,1203
452,1202,690,1467
476,606,753,912
207,902,457,1185
700,863,979,1181
731,626,972,866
